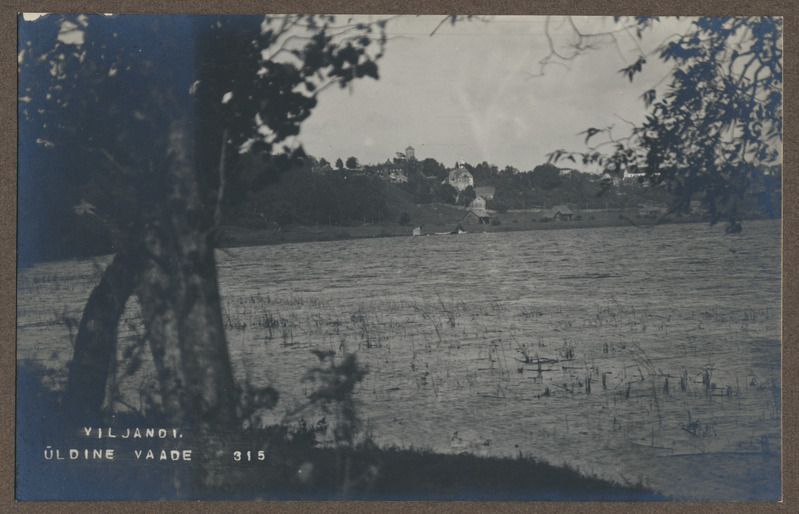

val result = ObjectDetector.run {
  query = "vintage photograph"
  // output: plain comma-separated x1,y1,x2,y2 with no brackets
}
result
16,14,782,501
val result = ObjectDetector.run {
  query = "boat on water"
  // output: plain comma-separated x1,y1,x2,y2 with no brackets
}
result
449,223,467,235
419,224,466,236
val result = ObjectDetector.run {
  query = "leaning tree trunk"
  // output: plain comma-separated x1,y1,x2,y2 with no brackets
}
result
65,246,142,423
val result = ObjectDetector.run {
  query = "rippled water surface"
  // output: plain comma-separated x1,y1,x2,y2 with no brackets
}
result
17,220,781,500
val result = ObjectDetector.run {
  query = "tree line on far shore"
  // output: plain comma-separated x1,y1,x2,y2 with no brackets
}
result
226,152,781,229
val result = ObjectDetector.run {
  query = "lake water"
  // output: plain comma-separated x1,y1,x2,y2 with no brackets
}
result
16,220,782,500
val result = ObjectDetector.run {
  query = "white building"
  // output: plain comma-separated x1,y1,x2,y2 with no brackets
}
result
446,164,474,192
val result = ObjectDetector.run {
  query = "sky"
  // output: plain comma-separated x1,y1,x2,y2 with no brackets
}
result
294,16,690,172
20,14,692,173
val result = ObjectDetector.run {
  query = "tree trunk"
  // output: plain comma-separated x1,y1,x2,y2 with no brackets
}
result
149,117,238,490
135,225,186,426
65,120,238,433
161,118,238,432
132,119,237,431
65,113,237,500
135,219,236,430
65,247,141,423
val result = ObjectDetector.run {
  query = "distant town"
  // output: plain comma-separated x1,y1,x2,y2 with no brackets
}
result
219,145,781,246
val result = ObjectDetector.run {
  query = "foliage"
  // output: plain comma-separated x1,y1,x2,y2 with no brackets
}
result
302,350,369,495
19,14,388,263
346,156,359,169
531,163,562,191
436,183,458,204
18,14,388,428
458,185,477,206
237,383,280,431
243,165,389,225
196,15,385,163
469,161,499,184
420,157,448,180
398,211,411,226
304,351,367,447
547,17,782,231
392,163,436,204
19,16,185,262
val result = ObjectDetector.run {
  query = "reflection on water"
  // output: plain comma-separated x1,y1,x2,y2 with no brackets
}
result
17,220,781,500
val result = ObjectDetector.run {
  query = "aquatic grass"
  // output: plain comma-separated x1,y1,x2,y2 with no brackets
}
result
19,258,782,498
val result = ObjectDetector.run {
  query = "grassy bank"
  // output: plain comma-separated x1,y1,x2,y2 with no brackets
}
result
213,437,664,501
16,360,664,501
219,209,710,249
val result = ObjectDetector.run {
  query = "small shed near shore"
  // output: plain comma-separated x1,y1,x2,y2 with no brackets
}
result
463,208,491,224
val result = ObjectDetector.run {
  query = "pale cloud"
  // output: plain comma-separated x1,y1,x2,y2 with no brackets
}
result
298,16,691,172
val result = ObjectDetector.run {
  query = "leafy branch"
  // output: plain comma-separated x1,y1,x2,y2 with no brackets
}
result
548,16,782,231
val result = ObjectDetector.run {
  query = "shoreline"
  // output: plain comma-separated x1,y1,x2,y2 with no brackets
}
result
219,211,765,250
18,214,777,268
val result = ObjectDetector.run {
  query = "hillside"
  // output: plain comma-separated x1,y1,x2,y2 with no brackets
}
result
220,182,464,247
219,180,716,249
382,182,469,229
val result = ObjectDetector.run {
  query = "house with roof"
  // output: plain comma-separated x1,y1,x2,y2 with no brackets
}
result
446,164,474,192
463,196,491,224
542,205,574,221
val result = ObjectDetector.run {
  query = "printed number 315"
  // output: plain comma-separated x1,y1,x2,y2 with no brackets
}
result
233,450,266,461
